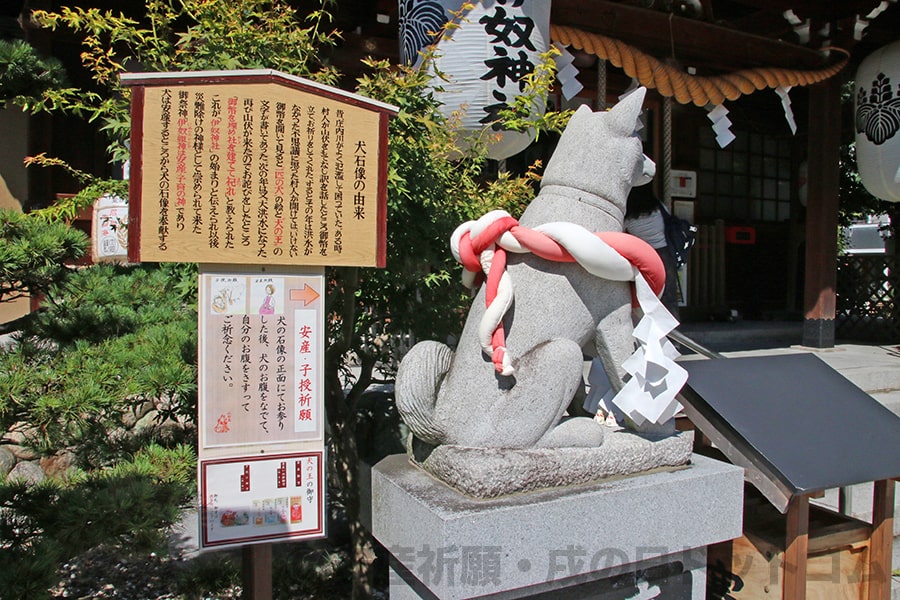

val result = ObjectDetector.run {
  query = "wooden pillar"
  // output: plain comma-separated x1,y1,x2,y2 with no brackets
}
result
783,494,809,600
868,480,896,600
242,543,273,600
802,78,841,347
24,0,54,211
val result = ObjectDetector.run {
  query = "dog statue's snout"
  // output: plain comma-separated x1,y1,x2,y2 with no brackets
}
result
634,155,656,187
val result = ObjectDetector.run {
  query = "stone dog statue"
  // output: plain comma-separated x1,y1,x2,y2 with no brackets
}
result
394,89,689,495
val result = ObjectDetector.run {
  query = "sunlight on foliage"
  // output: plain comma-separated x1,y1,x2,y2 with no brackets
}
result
1,1,571,597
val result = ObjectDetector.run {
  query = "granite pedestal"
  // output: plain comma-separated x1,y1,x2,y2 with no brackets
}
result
372,454,743,599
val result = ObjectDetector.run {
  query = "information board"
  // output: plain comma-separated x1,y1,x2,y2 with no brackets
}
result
123,70,396,267
121,70,397,552
197,266,327,549
200,451,324,548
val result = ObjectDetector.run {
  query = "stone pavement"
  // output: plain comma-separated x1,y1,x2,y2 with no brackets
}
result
676,320,900,598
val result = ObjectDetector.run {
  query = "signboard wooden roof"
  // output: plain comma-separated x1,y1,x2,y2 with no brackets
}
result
679,353,900,513
122,70,398,267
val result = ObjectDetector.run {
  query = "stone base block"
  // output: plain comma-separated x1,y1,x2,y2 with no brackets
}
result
388,548,707,599
372,453,744,599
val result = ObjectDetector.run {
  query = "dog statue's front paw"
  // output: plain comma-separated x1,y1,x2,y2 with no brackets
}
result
535,416,605,448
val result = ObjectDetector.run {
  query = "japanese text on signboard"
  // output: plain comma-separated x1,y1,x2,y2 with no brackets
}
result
139,83,381,266
203,274,323,447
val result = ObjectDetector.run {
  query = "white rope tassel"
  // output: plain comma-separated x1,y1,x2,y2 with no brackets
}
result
493,345,515,377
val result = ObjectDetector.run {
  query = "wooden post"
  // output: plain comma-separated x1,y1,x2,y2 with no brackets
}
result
242,543,273,600
868,480,896,600
783,494,809,600
802,78,841,348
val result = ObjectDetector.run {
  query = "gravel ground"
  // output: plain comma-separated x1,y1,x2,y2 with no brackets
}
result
44,539,373,599
49,545,241,600
41,507,379,598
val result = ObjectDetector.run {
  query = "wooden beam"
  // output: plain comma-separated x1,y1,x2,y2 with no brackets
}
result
728,9,796,38
550,0,836,72
805,516,871,554
783,494,809,600
726,0,884,22
868,480,896,600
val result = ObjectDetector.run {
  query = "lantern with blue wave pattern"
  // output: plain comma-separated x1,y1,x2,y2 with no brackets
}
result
398,0,551,160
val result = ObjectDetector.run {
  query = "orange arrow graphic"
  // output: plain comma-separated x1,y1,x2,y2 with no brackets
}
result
289,284,320,306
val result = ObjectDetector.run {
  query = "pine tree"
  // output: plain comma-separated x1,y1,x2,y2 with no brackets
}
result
1,1,562,596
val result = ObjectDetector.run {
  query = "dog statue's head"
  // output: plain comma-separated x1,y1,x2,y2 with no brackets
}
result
541,87,655,217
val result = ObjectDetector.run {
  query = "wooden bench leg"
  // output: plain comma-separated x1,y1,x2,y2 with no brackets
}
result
783,494,809,600
869,480,896,600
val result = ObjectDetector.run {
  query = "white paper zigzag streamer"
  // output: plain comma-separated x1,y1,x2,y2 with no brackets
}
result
775,85,797,134
707,104,735,148
553,44,584,101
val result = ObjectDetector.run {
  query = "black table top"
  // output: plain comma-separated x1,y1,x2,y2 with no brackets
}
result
681,353,900,496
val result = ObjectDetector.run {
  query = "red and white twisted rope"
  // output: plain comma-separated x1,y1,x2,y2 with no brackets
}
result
450,210,685,426
451,210,665,375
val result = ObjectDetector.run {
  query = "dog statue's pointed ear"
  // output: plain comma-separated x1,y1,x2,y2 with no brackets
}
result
608,87,646,136
566,103,594,128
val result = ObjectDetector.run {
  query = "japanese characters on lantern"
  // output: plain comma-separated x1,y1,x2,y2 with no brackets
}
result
399,0,551,160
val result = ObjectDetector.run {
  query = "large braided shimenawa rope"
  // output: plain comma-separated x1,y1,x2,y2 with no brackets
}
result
551,25,850,107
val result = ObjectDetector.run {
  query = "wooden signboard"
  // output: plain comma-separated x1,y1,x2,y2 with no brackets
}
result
200,451,325,549
122,70,397,267
197,265,328,550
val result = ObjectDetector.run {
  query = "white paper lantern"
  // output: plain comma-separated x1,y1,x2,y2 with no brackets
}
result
854,40,900,203
399,0,551,160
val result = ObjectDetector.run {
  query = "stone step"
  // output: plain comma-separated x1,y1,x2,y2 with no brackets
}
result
677,321,802,353
711,344,900,396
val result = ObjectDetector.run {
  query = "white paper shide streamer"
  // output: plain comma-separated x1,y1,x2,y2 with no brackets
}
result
553,43,583,101
707,104,735,148
601,273,686,427
775,86,797,134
